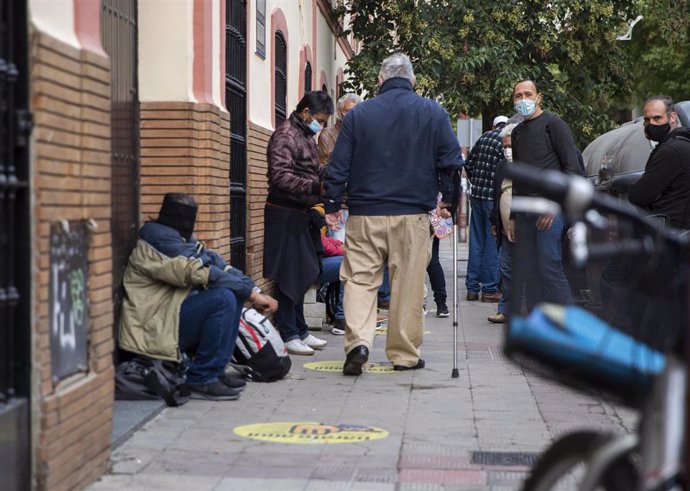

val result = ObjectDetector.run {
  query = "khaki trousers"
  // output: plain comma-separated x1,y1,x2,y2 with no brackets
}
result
341,214,432,366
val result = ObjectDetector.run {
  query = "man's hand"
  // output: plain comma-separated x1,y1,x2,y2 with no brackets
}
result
325,210,344,231
536,214,555,231
437,201,453,219
250,292,278,315
491,225,497,237
506,219,516,243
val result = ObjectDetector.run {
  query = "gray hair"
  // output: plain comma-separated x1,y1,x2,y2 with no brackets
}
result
336,93,363,113
499,123,519,139
379,53,415,82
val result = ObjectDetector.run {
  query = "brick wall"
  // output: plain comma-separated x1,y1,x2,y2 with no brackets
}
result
246,122,273,291
31,31,114,491
139,102,231,257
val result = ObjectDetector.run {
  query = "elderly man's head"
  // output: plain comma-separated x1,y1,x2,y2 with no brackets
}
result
499,123,519,163
336,93,363,121
378,53,416,87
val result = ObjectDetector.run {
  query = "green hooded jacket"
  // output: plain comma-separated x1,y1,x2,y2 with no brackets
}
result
118,239,210,361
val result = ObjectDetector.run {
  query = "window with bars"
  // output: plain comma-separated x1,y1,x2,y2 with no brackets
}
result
304,61,312,94
274,31,287,126
0,0,30,405
102,0,139,353
226,0,247,272
255,0,265,58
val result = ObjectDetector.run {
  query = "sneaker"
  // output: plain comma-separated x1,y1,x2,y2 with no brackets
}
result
436,303,450,318
466,292,479,301
189,380,241,401
302,334,328,350
285,339,315,355
331,318,346,335
220,373,247,390
481,291,502,303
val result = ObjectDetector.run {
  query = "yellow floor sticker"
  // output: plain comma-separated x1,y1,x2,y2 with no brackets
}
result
234,421,388,444
303,360,397,373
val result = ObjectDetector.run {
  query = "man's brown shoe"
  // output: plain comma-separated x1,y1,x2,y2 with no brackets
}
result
466,292,479,301
481,291,502,303
487,312,507,324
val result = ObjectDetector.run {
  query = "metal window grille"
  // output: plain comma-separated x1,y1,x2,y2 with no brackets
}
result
304,62,312,94
274,31,287,126
255,0,266,58
101,0,139,347
0,0,30,404
0,1,31,488
226,0,247,271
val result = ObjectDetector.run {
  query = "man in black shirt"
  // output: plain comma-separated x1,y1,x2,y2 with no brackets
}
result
629,96,690,230
510,80,579,309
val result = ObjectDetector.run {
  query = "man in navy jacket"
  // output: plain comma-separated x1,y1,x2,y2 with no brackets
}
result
323,53,462,375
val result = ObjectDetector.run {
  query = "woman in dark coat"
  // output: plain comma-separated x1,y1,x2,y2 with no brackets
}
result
264,91,334,355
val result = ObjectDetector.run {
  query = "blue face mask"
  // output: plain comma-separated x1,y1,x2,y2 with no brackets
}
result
515,99,537,118
308,119,323,134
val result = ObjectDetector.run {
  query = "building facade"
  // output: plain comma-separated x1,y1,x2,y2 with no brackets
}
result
0,1,355,489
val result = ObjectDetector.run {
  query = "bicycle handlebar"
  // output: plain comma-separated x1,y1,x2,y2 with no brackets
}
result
506,163,689,251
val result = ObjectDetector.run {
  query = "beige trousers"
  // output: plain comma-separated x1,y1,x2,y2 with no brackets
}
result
341,214,432,366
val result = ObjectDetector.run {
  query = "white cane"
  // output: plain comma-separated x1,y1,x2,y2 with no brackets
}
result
451,171,461,379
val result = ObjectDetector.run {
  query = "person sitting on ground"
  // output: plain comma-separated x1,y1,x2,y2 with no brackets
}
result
119,193,278,401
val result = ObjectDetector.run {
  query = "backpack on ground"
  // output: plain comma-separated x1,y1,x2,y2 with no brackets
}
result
115,355,190,407
232,308,291,382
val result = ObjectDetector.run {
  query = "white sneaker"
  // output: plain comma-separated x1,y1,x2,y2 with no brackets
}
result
285,339,315,356
302,334,328,350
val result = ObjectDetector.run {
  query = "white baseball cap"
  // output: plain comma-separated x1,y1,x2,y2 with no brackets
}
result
492,115,509,127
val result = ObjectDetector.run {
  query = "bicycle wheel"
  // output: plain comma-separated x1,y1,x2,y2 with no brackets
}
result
325,281,340,324
521,430,637,491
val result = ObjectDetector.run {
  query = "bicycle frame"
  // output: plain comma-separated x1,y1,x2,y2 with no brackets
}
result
638,355,686,490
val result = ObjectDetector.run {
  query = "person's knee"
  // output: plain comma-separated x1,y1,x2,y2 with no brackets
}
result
212,288,239,317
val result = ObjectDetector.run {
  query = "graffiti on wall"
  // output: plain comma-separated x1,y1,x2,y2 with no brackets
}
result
49,221,89,382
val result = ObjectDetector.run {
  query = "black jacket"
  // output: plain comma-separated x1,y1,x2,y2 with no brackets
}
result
628,127,690,229
512,112,581,197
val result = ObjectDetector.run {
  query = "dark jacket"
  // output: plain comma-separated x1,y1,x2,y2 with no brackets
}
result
267,112,324,209
628,127,690,229
139,222,255,300
323,78,462,215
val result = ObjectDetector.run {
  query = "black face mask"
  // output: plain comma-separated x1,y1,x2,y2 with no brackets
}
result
157,195,198,241
645,123,671,142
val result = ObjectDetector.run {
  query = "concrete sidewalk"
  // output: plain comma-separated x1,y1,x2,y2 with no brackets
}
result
89,240,635,491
